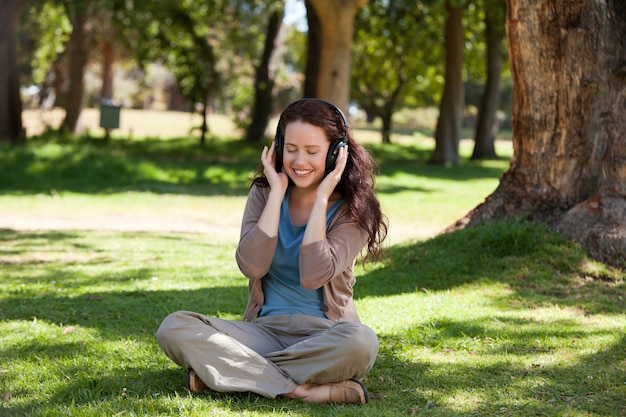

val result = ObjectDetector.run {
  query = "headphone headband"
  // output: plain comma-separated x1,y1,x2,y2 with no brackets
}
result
287,98,349,132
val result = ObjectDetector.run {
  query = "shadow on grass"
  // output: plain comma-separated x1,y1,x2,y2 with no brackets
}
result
0,228,247,341
0,135,260,196
0,286,248,338
0,133,509,198
367,318,626,416
1,365,319,417
356,219,625,316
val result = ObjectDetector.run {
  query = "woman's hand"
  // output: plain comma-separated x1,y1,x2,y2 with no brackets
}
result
261,141,289,194
316,144,348,201
253,141,288,239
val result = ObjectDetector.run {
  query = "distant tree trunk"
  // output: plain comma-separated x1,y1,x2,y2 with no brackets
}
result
303,0,321,99
246,7,284,142
471,0,505,160
453,0,626,267
307,0,367,112
101,39,114,100
0,0,28,143
52,56,68,109
430,1,464,165
381,110,393,144
199,101,208,146
62,3,90,133
379,78,406,144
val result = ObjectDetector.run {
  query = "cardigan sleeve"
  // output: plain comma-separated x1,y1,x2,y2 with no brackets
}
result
298,208,368,290
235,184,278,280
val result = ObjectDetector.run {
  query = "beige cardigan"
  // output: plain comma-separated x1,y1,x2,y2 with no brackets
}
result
235,184,368,323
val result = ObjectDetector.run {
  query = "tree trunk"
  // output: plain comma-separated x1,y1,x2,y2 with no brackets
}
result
304,0,321,99
0,0,28,143
471,0,505,160
101,39,114,100
307,0,367,112
429,1,464,165
246,7,284,142
62,3,90,133
381,111,392,144
379,79,405,144
199,102,207,147
454,0,626,267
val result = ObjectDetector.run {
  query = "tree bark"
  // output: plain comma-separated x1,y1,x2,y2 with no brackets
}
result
62,2,90,133
307,0,367,112
472,0,505,160
454,0,626,267
0,0,28,143
429,1,464,165
246,8,284,142
304,0,321,99
101,39,114,100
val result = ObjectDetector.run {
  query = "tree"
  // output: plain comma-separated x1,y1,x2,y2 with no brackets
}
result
454,0,626,266
246,5,285,143
61,0,93,133
471,0,506,160
429,0,464,165
306,0,367,112
19,1,72,111
352,0,438,144
303,0,321,99
0,0,29,144
95,7,118,103
119,0,221,144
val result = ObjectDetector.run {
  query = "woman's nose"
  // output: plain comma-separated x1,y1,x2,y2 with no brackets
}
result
295,151,307,164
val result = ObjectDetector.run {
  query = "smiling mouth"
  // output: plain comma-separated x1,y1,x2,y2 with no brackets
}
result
293,169,313,176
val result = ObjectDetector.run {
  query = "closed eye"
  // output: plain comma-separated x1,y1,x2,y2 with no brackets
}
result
285,147,321,155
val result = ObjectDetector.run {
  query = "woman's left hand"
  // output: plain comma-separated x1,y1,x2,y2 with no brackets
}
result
316,144,348,201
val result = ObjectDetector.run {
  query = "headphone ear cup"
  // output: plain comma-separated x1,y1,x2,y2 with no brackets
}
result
274,126,283,163
325,140,346,174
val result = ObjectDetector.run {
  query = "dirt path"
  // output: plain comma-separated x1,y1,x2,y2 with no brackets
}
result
1,211,438,246
1,212,240,237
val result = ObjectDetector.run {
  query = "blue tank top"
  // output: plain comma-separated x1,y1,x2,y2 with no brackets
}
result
259,188,344,318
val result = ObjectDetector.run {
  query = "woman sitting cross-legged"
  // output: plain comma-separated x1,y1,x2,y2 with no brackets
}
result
156,98,388,404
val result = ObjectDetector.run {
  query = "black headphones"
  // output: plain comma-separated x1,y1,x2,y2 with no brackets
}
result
274,98,348,174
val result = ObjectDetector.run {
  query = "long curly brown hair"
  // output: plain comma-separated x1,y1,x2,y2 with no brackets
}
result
252,98,388,263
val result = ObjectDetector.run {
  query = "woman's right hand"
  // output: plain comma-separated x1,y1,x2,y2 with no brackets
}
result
261,141,289,194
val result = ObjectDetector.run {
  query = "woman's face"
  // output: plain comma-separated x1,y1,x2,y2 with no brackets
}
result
282,121,330,190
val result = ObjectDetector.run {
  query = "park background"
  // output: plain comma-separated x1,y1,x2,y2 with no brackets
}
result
1,0,625,416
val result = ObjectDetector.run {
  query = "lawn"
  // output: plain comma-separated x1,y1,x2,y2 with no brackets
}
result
0,122,624,416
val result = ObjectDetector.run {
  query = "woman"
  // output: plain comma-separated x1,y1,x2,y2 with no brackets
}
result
156,98,388,404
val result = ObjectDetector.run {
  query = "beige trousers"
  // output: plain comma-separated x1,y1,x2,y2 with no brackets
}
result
156,311,379,399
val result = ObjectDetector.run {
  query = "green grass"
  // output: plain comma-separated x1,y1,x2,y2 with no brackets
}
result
1,129,624,416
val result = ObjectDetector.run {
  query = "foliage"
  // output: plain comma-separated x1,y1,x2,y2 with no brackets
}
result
16,0,289,119
352,1,445,112
13,0,514,134
351,0,512,142
18,1,71,86
114,0,220,109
